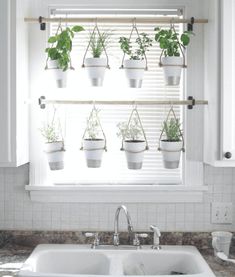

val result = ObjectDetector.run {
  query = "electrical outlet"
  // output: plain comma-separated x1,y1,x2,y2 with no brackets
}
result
211,202,233,224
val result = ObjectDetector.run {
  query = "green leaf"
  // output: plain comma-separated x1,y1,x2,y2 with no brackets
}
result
72,25,84,32
48,36,57,43
181,33,190,46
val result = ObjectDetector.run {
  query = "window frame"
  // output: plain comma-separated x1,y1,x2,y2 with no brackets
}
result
27,2,207,203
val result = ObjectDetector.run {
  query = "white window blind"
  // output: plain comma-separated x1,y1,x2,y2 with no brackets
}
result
36,11,183,185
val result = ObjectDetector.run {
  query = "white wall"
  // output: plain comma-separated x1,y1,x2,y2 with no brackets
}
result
0,0,234,232
0,164,234,231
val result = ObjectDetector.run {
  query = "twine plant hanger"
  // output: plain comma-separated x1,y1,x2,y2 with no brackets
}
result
82,19,110,69
45,19,74,70
158,106,185,152
80,104,107,151
121,105,149,153
120,18,148,71
159,21,187,69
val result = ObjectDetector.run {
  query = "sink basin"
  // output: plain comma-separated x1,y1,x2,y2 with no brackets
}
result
18,244,216,277
123,251,203,275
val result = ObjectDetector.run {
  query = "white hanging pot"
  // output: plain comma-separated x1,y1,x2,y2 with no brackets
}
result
83,139,105,168
160,140,183,169
44,141,65,171
161,56,183,86
85,58,107,87
47,60,68,88
123,140,146,170
123,59,145,88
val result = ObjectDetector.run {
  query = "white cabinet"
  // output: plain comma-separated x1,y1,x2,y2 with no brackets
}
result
0,0,29,167
220,0,235,162
204,0,235,166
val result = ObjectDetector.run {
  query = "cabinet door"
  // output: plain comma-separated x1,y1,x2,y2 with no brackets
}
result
221,0,235,161
0,0,29,167
0,0,14,165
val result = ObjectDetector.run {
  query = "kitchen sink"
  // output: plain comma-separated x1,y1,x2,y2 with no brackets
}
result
18,244,216,277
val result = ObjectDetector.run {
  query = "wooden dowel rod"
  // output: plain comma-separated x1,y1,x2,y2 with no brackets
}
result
39,99,208,106
24,17,208,24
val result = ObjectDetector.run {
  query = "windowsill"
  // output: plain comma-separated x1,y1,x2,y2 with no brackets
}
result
25,184,207,203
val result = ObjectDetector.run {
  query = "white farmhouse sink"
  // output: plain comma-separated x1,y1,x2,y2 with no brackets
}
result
18,244,216,277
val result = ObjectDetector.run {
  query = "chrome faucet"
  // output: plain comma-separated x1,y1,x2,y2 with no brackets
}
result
113,205,134,246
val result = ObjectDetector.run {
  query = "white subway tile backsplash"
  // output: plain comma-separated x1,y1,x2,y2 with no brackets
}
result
0,164,234,231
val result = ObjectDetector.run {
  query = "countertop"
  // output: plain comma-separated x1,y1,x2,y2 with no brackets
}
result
0,245,234,277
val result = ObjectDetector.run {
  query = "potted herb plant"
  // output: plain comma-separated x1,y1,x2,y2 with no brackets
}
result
81,108,106,168
84,31,111,86
119,33,152,88
45,25,84,88
117,114,148,170
159,117,183,169
40,121,65,171
154,27,194,86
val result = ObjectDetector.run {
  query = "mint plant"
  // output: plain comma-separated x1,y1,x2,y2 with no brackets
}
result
154,27,194,57
46,26,84,71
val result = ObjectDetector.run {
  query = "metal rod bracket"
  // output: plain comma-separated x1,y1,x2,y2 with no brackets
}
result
187,96,195,110
39,96,46,109
187,17,195,31
39,16,46,31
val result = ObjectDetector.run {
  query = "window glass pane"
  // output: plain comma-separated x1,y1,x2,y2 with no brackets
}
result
41,11,183,184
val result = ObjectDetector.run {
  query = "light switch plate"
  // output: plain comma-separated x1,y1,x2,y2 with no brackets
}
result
211,202,233,224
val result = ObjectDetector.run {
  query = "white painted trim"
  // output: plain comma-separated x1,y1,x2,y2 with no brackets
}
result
25,184,207,203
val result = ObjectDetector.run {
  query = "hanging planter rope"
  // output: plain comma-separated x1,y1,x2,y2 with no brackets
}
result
82,21,110,69
159,23,187,69
80,105,107,151
120,19,148,71
121,106,149,152
43,106,66,153
45,20,74,71
158,106,185,153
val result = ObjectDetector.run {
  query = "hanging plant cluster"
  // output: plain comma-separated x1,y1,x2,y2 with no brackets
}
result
44,20,195,88
40,106,184,171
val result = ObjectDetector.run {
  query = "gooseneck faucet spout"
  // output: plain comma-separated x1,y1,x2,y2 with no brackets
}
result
113,205,134,246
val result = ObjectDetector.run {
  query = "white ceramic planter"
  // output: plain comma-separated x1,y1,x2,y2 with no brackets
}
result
161,56,183,86
83,139,105,168
44,141,65,171
85,58,107,86
160,140,183,169
123,140,146,170
123,59,145,88
47,60,68,88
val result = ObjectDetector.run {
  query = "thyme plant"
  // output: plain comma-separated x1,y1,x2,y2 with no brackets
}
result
119,33,153,60
85,109,102,139
117,115,143,141
40,122,60,143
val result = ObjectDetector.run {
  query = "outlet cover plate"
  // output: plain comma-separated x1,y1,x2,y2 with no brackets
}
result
211,202,233,224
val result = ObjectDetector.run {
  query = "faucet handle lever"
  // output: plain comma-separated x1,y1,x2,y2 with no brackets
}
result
137,233,148,238
133,233,148,248
85,232,100,248
150,225,161,237
85,232,95,237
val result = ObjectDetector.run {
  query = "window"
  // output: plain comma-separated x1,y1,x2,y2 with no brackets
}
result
30,9,184,186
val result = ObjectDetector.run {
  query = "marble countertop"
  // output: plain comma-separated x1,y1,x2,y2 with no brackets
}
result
0,245,234,277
